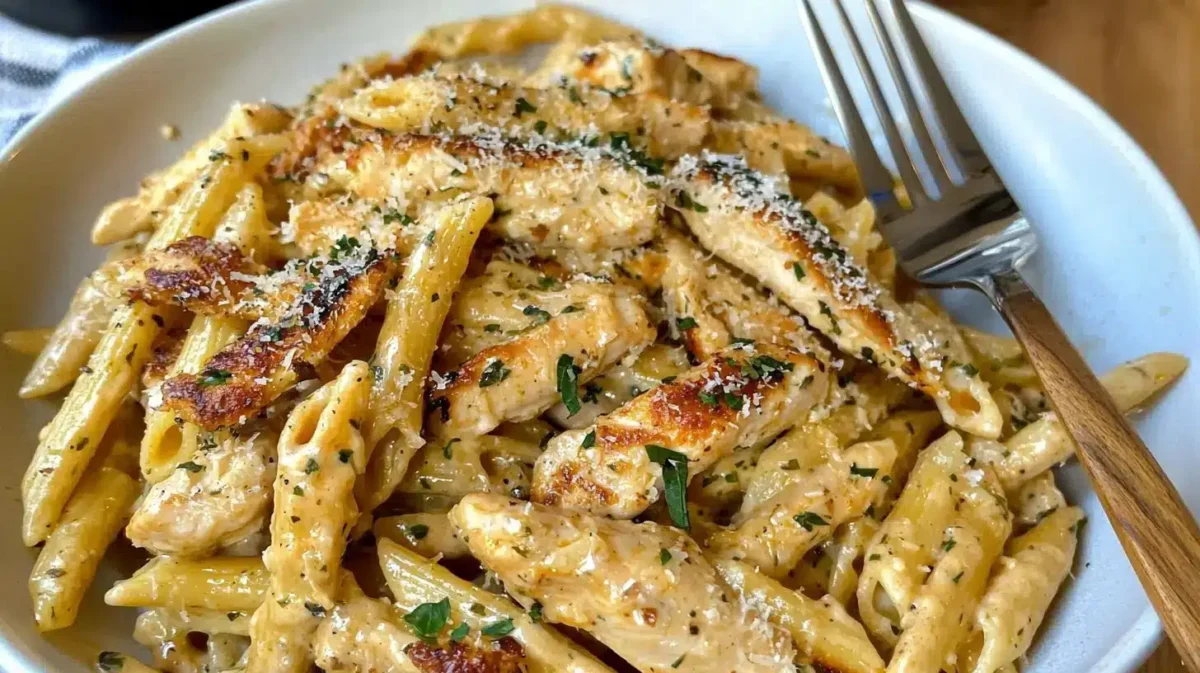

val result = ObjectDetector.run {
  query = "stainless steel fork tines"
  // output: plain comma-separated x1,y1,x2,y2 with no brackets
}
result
797,1,1200,666
798,0,1032,286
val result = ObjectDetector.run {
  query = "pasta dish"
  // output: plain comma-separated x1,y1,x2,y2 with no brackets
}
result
6,5,1187,673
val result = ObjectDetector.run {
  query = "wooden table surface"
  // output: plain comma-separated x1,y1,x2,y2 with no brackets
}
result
933,2,1196,671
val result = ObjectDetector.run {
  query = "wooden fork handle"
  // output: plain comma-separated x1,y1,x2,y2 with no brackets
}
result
982,268,1200,670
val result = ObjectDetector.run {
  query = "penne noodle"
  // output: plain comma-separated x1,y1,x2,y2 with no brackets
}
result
714,558,885,673
358,197,491,512
377,538,616,673
246,361,370,673
3,327,52,356
961,507,1084,673
22,135,282,546
105,556,269,612
975,352,1187,492
374,513,471,560
19,239,141,398
29,466,138,631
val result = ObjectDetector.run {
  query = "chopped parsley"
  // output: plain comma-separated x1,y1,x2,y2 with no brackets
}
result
484,323,502,333
404,598,451,640
450,622,470,642
581,430,596,449
660,548,672,565
793,511,829,532
383,209,414,225
479,359,511,388
304,601,326,617
176,461,204,473
952,571,964,584
850,464,878,478
529,602,544,623
674,191,709,213
533,120,548,134
556,354,582,415
675,316,698,331
646,445,690,530
742,354,794,382
481,617,515,638
338,449,353,464
198,369,233,386
514,97,537,117
408,524,430,540
305,458,320,474
942,538,957,552
443,437,461,459
523,304,552,326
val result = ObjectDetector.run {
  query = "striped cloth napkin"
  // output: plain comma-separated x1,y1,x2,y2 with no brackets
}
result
0,13,132,145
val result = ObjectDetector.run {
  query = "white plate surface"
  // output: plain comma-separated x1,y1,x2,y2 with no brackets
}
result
0,1,1196,671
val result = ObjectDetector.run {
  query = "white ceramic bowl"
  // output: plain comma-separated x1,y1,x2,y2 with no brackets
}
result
1,1,1196,671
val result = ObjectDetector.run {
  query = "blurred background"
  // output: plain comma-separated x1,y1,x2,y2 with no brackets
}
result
0,0,1193,670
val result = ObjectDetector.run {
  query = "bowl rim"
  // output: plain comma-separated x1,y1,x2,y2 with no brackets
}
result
0,0,1192,671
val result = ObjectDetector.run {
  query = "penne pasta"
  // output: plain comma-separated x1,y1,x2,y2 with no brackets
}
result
19,239,141,398
708,426,896,579
246,361,371,673
15,8,1191,670
30,465,138,631
358,197,491,512
22,135,282,546
975,352,1187,492
377,538,616,673
714,558,885,673
140,183,274,482
105,556,269,612
960,507,1084,673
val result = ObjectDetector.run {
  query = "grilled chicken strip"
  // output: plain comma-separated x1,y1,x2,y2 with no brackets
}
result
659,231,826,361
670,152,1001,438
533,342,829,518
340,70,710,159
439,259,632,369
276,120,664,254
138,240,396,429
527,39,756,114
450,493,797,673
427,285,655,438
126,430,276,557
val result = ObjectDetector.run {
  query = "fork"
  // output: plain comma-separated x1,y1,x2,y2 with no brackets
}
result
798,0,1200,666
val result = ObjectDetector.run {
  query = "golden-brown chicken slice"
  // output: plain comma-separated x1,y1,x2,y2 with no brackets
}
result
280,123,664,254
340,71,710,159
533,343,829,518
408,4,641,62
450,493,797,673
545,343,692,429
670,153,1001,438
659,231,826,360
314,575,530,673
439,259,635,369
527,39,754,114
122,236,273,320
126,430,276,558
705,425,897,580
427,286,655,438
708,119,858,191
149,242,396,429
